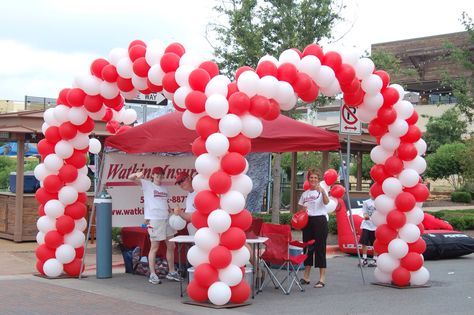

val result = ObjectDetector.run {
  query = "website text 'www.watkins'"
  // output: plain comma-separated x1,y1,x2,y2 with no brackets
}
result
112,207,144,216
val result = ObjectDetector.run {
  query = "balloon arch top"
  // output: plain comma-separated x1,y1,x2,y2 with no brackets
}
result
34,39,430,305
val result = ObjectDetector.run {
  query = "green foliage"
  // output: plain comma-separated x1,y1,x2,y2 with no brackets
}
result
425,142,468,190
0,157,16,189
349,154,373,181
328,213,337,234
428,209,474,230
370,50,417,83
462,138,474,183
451,191,472,203
253,212,292,225
112,227,122,246
423,108,467,153
25,159,39,171
281,151,322,177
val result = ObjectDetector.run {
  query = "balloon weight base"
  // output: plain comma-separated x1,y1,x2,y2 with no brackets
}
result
34,273,87,279
183,300,251,308
371,281,431,289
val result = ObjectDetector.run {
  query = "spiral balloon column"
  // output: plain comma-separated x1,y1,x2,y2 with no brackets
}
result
35,39,429,302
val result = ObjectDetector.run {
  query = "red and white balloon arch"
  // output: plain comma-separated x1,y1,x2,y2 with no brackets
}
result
34,39,430,304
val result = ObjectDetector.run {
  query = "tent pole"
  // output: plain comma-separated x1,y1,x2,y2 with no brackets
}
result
266,153,272,213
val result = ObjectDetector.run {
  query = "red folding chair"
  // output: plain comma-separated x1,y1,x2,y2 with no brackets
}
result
258,223,314,295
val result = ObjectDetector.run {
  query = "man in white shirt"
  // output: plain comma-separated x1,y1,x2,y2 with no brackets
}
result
359,197,377,267
129,167,181,284
173,171,197,235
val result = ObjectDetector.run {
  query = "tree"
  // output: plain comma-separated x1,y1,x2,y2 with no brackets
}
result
207,0,343,222
425,142,468,190
370,50,417,82
423,108,467,153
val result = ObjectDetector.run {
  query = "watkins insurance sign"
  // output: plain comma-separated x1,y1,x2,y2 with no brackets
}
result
101,152,195,227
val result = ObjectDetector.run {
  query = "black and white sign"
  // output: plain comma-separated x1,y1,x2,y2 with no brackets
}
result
339,104,361,135
125,92,167,105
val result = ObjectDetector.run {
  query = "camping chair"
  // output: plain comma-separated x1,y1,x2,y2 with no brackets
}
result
258,223,315,295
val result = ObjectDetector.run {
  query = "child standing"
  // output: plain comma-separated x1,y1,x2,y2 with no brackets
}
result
359,196,378,267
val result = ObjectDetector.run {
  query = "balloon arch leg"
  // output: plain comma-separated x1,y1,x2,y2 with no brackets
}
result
34,39,430,305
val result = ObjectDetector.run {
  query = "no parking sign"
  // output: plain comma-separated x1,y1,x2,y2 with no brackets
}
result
339,104,361,135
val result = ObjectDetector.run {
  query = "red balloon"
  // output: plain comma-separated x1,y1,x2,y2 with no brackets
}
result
228,92,251,115
38,204,45,216
227,81,239,98
369,182,384,199
292,73,312,95
404,183,430,202
377,106,397,125
401,252,423,271
116,77,134,92
384,156,404,176
323,169,338,185
90,58,109,78
382,87,400,107
209,171,232,194
249,95,270,118
302,43,324,60
132,57,150,77
77,117,95,134
370,164,388,182
228,134,251,156
191,211,208,229
262,99,280,121
44,126,62,144
368,119,388,137
340,78,360,94
397,142,418,161
101,64,118,83
36,260,45,275
128,44,146,61
77,192,87,204
395,192,416,212
291,210,308,230
330,185,345,198
164,42,185,57
343,88,364,107
195,190,220,215
103,94,123,109
417,223,425,235
67,88,86,107
374,70,390,88
322,51,342,72
199,61,219,78
230,209,252,231
75,246,85,259
160,52,180,73
256,60,278,78
58,165,78,183
392,266,410,287
65,151,87,168
59,122,78,140
44,230,64,249
209,246,232,269
299,80,319,103
406,111,419,125
147,78,163,92
277,63,298,84
185,90,207,114
336,64,356,85
38,139,55,156
35,188,58,205
386,210,407,230
291,48,303,58
65,202,86,220
84,95,103,113
194,263,219,287
43,175,63,193
196,116,218,140
192,137,207,156
221,152,246,175
187,280,208,302
408,238,426,254
220,227,246,250
57,88,71,106
373,239,388,254
375,224,397,244
63,258,84,277
162,72,179,93
303,180,310,191
230,280,251,304
36,244,56,262
189,68,211,92
56,215,75,235
401,125,422,143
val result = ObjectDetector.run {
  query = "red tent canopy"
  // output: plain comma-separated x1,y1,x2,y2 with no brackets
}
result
105,111,340,153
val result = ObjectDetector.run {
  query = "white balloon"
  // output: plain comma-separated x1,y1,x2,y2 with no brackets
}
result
279,49,301,67
399,169,420,188
87,105,106,121
382,177,403,198
108,47,128,65
390,84,406,99
257,75,278,98
179,51,204,68
69,132,90,150
399,223,420,243
414,139,427,156
116,57,133,78
230,174,253,196
320,79,341,97
218,264,243,286
241,114,263,138
380,134,401,151
145,44,164,66
231,246,251,267
169,214,187,231
182,110,204,130
175,65,194,88
44,108,60,126
100,81,120,99
75,218,88,232
394,100,414,120
192,174,210,192
78,165,88,175
258,54,279,66
44,200,65,219
320,181,330,192
388,119,409,137
361,74,383,95
187,245,210,267
274,81,294,105
374,195,395,215
205,75,230,97
313,65,335,88
54,140,74,159
194,227,219,251
195,153,220,177
356,106,377,123
173,86,191,109
34,163,55,181
237,71,259,98
405,207,424,225
388,238,409,259
404,156,427,174
205,133,229,157
43,258,63,277
326,199,337,213
148,64,165,85
68,174,91,193
354,57,375,80
363,93,384,111
370,146,393,164
219,114,242,138
298,55,321,78
377,253,400,273
37,215,56,233
68,107,88,126
58,186,78,205
53,105,71,123
89,138,102,154
55,244,76,264
207,209,231,234
340,49,360,66
220,190,245,214
131,74,148,90
36,231,45,245
64,229,86,248
371,211,387,226
374,267,392,284
205,94,229,119
410,266,430,285
74,74,101,96
279,92,297,111
208,281,231,306
41,122,49,135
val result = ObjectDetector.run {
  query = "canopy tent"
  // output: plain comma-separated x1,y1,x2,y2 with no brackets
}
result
105,111,340,153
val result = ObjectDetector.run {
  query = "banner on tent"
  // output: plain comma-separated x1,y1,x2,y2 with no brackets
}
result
100,152,196,227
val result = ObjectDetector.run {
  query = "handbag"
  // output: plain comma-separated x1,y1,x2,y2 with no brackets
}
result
291,210,308,230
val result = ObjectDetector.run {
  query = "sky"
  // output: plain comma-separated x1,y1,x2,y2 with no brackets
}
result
0,0,473,101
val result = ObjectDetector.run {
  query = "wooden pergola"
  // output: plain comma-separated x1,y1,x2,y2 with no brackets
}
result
0,110,109,242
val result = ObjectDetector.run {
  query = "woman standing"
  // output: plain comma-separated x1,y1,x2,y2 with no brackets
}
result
298,169,329,288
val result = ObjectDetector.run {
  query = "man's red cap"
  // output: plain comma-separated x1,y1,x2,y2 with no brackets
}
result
151,167,164,175
175,171,189,184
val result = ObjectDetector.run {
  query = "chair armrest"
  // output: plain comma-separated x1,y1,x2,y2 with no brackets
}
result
289,239,315,248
